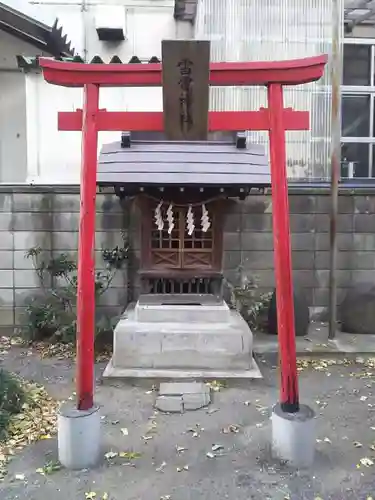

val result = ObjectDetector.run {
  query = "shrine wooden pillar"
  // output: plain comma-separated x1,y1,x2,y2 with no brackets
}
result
268,84,299,412
76,83,99,411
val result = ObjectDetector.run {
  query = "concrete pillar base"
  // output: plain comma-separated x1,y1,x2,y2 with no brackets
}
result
58,402,101,470
271,403,315,468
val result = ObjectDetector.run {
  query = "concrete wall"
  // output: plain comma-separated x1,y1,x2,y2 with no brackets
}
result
0,187,129,334
1,186,375,334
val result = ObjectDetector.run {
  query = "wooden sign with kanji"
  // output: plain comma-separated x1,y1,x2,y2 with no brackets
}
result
162,39,210,141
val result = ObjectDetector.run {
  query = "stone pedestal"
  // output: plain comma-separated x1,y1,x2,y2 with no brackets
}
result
103,294,262,379
58,403,101,470
271,403,315,468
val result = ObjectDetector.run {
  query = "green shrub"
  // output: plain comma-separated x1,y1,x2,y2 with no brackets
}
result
226,275,272,331
20,245,129,346
0,370,25,440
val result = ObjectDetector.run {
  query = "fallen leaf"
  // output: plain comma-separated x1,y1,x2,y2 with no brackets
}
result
36,461,61,475
160,496,171,500
353,442,363,448
85,493,97,499
206,452,216,459
360,396,368,401
104,451,118,460
176,446,187,453
0,378,58,478
206,408,219,415
39,434,52,440
323,437,331,443
142,435,153,441
120,428,129,436
176,465,189,472
222,424,239,434
119,451,142,460
102,494,109,500
212,444,224,452
205,380,226,392
360,457,374,467
156,461,166,472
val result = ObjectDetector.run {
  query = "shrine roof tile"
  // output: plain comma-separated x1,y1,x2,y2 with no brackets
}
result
16,54,160,70
97,138,271,188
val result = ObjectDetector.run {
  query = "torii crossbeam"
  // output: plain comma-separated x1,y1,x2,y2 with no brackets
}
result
39,52,327,416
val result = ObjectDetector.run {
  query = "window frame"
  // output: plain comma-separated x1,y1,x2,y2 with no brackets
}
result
342,38,375,178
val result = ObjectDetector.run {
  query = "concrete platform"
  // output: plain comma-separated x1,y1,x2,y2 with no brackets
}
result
253,322,375,356
102,358,263,379
103,297,262,379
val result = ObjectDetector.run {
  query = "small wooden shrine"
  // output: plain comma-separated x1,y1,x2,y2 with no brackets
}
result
98,132,270,295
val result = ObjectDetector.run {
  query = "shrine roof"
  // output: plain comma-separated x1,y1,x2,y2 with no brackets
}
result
97,135,271,188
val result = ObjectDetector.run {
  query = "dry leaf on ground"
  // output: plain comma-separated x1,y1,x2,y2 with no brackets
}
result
360,457,374,467
0,378,58,479
156,461,166,472
205,380,226,392
119,451,142,460
176,465,189,472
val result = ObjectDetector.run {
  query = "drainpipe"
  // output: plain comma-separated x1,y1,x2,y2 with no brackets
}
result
328,0,342,340
81,0,88,61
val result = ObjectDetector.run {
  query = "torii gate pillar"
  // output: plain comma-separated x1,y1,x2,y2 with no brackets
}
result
39,46,327,469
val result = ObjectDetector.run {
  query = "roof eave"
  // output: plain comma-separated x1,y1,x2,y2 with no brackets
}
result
0,2,74,57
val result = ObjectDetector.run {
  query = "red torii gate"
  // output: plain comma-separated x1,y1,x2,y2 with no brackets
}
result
39,54,327,414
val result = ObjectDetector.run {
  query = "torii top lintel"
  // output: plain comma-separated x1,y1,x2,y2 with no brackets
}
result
39,55,327,88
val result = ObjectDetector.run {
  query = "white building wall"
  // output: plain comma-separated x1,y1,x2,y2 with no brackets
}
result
0,30,50,182
22,0,186,184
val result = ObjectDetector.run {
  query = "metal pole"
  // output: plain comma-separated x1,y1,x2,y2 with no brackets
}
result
328,0,342,340
268,83,299,413
76,83,99,410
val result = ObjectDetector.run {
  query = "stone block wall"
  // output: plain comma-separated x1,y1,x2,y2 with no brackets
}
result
222,189,375,317
0,187,130,335
0,185,374,333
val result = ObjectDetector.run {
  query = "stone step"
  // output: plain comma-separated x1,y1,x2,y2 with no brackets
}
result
134,302,231,324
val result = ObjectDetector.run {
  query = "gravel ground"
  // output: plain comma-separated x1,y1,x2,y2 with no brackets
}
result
1,347,375,500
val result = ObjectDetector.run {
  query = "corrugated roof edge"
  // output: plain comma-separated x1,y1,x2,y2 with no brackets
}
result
16,54,160,71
